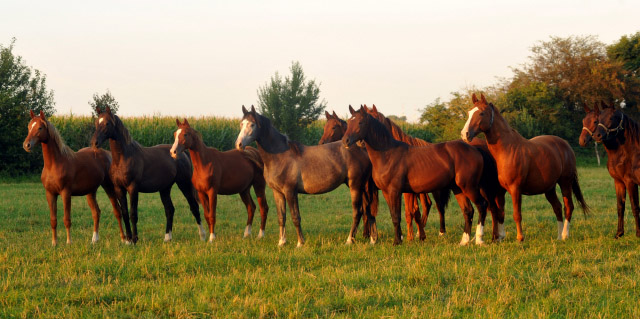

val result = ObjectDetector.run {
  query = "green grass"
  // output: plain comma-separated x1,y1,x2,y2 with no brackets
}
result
1,166,639,318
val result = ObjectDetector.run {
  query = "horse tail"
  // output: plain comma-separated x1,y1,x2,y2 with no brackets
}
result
242,146,264,171
572,172,590,216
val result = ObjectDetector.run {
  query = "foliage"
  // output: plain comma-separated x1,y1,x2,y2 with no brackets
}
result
0,38,55,176
607,32,640,108
257,61,327,141
89,90,119,116
1,167,639,317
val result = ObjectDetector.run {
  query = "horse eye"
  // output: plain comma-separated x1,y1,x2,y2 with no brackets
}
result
480,112,485,116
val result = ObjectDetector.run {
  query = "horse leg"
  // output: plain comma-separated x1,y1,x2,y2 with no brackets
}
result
427,190,448,236
115,186,132,243
253,182,269,239
45,191,58,246
239,189,256,238
494,188,507,241
366,185,379,245
627,183,640,237
560,180,575,240
102,181,126,242
453,194,474,245
511,189,524,242
416,193,430,240
382,190,403,245
614,180,627,238
86,192,101,243
128,187,140,244
160,187,175,242
176,180,205,241
206,190,218,242
197,191,212,243
60,191,72,245
273,190,287,246
285,190,305,247
346,184,364,245
404,193,418,241
545,188,564,240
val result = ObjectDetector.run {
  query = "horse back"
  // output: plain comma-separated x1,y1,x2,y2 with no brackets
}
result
133,144,180,192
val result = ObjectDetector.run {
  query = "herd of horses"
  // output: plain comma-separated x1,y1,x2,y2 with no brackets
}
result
21,93,640,247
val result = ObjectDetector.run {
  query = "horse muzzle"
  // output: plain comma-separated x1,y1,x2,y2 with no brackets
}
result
23,140,33,152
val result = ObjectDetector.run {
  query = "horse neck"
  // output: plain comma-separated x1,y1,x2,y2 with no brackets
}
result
483,110,524,152
109,124,136,164
256,125,291,154
363,120,401,153
40,138,68,170
603,115,639,156
188,136,215,170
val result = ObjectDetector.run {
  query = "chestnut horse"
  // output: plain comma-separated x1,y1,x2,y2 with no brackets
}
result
462,93,589,241
343,105,489,245
91,107,204,243
591,101,640,238
23,110,124,245
320,109,440,241
235,105,377,247
169,119,269,241
366,105,506,242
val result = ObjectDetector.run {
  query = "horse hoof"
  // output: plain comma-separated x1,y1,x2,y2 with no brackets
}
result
92,232,99,244
52,240,57,247
164,232,172,242
66,239,72,245
296,241,304,248
208,233,216,243
346,237,354,245
439,231,445,236
198,224,206,241
244,226,252,238
257,229,265,239
459,233,470,246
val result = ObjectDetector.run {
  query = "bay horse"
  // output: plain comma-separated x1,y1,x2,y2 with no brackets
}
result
462,93,589,241
23,110,124,245
342,105,489,245
591,101,640,238
320,108,439,241
366,105,507,242
169,119,269,241
91,106,204,243
235,105,377,247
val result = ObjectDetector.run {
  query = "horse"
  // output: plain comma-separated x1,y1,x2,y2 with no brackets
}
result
462,93,589,241
591,101,640,238
343,105,489,245
235,105,377,247
22,110,124,245
320,108,439,241
169,118,269,241
91,106,204,243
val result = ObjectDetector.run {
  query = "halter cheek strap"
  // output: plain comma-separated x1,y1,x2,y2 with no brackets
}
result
597,113,625,139
582,126,593,136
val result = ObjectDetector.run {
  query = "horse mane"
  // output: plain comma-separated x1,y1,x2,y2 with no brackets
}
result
622,111,640,145
113,115,142,151
45,120,75,158
369,110,430,146
189,127,211,150
366,113,405,149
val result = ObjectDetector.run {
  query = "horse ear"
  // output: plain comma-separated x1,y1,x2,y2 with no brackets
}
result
96,106,102,115
582,102,591,113
30,110,36,119
250,105,256,114
481,94,488,105
472,93,479,104
184,118,190,126
106,106,112,114
332,111,338,118
176,118,181,126
349,105,356,115
39,110,46,120
325,110,331,120
372,104,378,113
594,103,600,116
242,105,249,115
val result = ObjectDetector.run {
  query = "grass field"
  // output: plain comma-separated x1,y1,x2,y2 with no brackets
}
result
1,166,639,318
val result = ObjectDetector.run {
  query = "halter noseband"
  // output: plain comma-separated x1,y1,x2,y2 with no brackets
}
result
581,126,593,136
597,113,625,139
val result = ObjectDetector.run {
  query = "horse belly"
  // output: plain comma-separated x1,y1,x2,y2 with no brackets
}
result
405,171,450,194
299,169,345,194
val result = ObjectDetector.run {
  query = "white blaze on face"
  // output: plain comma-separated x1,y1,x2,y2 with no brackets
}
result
29,122,37,132
99,118,104,124
461,107,479,141
170,129,182,155
236,119,253,148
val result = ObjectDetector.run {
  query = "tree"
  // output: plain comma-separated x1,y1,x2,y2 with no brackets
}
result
89,90,119,116
257,61,327,141
607,32,640,109
512,35,627,109
0,38,55,175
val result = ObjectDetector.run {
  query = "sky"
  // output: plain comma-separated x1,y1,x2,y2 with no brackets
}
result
2,0,639,122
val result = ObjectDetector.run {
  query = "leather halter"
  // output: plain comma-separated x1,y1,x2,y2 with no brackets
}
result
581,126,594,136
597,113,625,139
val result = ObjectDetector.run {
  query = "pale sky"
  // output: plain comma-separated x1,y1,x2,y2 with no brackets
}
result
2,0,638,121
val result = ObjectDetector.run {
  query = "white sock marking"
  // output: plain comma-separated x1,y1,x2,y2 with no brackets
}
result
439,231,445,236
562,220,570,240
198,224,206,241
92,232,99,243
460,232,470,246
557,221,563,240
461,107,479,141
164,232,172,242
257,229,265,239
475,224,484,245
296,241,303,248
244,225,252,238
498,223,506,239
208,233,215,242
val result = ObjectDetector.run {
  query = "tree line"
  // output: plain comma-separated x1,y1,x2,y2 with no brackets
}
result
2,33,639,176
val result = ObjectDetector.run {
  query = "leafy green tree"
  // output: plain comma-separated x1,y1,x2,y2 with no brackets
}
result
89,90,119,116
0,38,56,175
257,61,327,141
607,32,640,109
